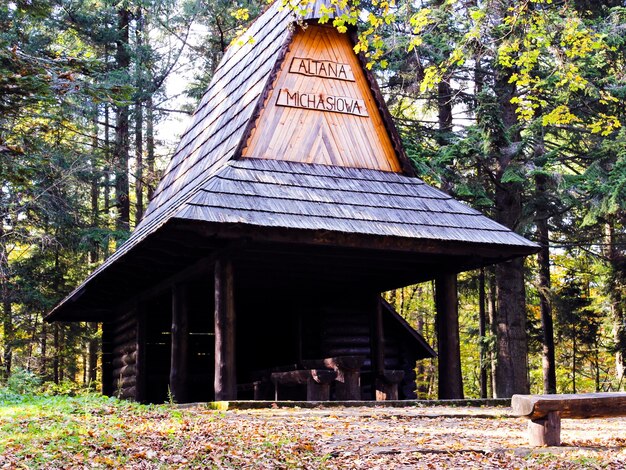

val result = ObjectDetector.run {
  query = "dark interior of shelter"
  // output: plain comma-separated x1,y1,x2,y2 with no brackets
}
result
102,251,435,404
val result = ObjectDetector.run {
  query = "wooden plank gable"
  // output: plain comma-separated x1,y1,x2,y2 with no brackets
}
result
242,24,402,172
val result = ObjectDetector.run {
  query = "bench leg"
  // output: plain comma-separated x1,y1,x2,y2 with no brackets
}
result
306,380,330,401
335,370,361,401
528,411,561,446
375,379,398,401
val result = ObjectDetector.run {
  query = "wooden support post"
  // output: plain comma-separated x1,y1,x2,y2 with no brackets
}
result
297,310,303,366
214,259,236,401
170,283,189,403
371,296,386,400
528,412,561,446
435,274,464,399
135,307,147,403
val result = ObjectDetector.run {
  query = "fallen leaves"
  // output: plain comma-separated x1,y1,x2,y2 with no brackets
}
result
0,396,625,469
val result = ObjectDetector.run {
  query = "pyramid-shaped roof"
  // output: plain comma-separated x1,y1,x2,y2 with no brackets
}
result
47,0,537,321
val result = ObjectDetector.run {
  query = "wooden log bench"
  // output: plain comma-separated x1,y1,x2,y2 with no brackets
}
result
302,355,366,401
271,369,337,401
512,392,626,446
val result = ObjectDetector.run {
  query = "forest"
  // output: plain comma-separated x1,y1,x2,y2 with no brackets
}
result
1,0,625,399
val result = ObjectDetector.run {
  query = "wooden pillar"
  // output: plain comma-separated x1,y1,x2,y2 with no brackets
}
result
435,274,464,399
135,307,147,403
170,283,189,403
371,296,386,399
296,310,303,366
214,259,236,401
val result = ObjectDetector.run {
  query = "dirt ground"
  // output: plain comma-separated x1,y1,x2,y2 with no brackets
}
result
2,398,625,468
228,405,626,469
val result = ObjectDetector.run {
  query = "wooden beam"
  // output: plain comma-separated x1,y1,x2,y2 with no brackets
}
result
214,258,237,400
178,220,538,261
116,255,216,315
435,274,464,399
170,283,190,403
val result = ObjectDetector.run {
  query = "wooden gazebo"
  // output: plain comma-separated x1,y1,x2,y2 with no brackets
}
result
46,0,538,403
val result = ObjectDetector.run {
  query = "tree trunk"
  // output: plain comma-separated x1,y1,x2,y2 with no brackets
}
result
114,5,131,232
416,314,428,397
494,258,529,397
604,221,625,389
0,222,13,379
26,312,39,372
59,325,65,382
479,269,488,398
41,322,47,379
134,6,145,224
487,267,498,396
535,171,557,394
435,274,464,399
492,54,530,398
90,103,100,265
572,327,577,394
88,323,98,384
1,282,12,378
104,101,111,250
437,80,453,145
437,79,454,193
146,95,156,201
53,323,60,383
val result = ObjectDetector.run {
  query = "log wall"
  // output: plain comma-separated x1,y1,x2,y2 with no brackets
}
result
109,309,139,400
319,301,418,400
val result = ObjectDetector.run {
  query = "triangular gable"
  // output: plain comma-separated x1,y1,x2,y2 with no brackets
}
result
242,24,402,172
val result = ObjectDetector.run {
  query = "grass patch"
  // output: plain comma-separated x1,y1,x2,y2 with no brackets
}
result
0,393,323,468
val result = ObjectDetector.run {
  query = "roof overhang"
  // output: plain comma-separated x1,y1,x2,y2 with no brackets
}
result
46,217,538,323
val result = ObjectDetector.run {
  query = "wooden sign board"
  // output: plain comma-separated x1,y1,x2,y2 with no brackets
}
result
289,57,355,81
242,25,401,172
276,89,368,117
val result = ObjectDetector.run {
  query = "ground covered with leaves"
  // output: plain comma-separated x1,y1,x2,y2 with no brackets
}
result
0,394,624,469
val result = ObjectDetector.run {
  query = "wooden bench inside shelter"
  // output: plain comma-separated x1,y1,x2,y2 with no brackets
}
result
268,355,404,402
512,392,626,446
271,369,336,401
301,355,366,401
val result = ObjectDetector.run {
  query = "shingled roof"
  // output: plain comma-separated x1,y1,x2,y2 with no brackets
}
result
47,0,537,321
177,158,532,246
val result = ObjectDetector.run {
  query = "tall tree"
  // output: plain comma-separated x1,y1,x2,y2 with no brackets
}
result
114,4,131,232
